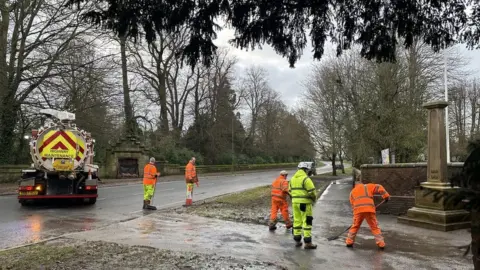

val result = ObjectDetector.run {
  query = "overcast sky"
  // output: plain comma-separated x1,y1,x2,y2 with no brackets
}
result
212,26,480,110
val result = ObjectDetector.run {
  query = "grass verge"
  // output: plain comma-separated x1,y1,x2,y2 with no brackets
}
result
316,166,353,177
175,178,332,225
0,238,285,270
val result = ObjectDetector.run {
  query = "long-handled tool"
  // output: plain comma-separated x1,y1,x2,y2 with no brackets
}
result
151,176,158,204
326,200,387,241
145,176,158,210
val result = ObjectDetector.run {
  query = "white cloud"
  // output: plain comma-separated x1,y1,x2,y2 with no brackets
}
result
212,25,334,109
212,24,480,110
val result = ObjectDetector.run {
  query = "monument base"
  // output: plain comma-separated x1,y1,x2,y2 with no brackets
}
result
397,207,470,231
397,183,471,232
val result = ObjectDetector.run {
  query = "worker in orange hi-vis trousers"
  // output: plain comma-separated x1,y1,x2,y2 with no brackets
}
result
269,170,292,231
143,157,160,210
346,172,390,249
184,157,199,207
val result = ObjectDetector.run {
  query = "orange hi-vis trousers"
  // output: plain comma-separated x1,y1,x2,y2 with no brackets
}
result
346,212,385,247
270,199,291,226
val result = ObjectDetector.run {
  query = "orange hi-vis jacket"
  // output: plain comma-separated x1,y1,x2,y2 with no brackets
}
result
271,176,289,201
185,161,197,184
143,163,158,185
350,183,390,215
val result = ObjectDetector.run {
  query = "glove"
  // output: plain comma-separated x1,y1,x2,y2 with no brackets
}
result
384,197,389,203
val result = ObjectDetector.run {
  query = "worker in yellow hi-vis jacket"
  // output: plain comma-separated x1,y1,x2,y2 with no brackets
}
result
289,162,318,249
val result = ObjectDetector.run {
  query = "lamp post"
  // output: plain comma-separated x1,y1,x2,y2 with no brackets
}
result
444,51,450,163
232,112,241,174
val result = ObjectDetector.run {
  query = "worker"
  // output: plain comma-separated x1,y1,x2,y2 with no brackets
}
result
269,170,292,231
184,157,199,206
289,162,318,249
143,157,160,210
346,171,390,249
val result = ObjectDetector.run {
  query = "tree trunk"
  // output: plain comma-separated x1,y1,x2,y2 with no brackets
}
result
339,153,345,174
119,35,136,136
158,69,169,135
331,153,337,176
0,100,18,164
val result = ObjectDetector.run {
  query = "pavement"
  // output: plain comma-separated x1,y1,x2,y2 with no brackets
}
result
0,163,337,250
55,178,473,269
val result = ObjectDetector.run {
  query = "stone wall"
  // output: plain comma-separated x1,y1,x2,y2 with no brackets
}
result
0,165,31,183
361,162,464,215
104,135,149,179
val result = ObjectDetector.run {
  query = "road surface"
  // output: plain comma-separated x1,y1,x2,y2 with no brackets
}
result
0,163,338,250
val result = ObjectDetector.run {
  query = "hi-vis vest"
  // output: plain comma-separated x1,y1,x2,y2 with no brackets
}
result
271,176,289,201
350,183,390,215
185,162,197,183
143,163,158,185
289,169,317,204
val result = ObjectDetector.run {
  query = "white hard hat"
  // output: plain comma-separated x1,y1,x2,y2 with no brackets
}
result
298,162,311,170
280,170,288,175
150,157,156,163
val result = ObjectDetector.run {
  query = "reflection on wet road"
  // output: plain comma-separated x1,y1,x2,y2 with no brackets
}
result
0,165,333,250
65,178,471,269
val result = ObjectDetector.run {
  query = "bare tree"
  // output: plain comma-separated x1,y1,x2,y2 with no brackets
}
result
0,0,94,164
303,62,344,175
240,65,270,148
128,28,192,135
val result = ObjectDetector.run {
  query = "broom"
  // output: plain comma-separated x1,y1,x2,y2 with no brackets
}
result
326,199,387,241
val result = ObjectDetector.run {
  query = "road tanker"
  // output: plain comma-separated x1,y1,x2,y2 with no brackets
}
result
18,109,99,206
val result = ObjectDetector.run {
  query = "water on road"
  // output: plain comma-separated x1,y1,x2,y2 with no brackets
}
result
0,166,334,250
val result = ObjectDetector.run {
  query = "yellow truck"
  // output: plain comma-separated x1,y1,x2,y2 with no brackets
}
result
18,109,99,206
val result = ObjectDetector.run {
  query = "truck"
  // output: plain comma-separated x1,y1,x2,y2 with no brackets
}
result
18,109,100,206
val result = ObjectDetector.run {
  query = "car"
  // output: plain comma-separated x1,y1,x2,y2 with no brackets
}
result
298,161,317,176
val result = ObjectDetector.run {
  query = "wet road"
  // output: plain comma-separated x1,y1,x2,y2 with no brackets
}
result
67,177,472,269
0,164,334,250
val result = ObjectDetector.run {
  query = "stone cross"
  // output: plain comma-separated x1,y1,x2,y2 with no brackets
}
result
422,100,449,186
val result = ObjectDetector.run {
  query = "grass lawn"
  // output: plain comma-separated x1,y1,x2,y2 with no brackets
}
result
317,166,353,177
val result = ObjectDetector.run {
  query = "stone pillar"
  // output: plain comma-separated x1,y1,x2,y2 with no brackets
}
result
424,101,448,187
397,100,470,231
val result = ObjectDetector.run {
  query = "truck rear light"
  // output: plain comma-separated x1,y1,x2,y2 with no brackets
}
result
85,185,97,190
19,186,34,191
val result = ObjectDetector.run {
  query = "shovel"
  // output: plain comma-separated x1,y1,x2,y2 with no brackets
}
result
326,200,387,241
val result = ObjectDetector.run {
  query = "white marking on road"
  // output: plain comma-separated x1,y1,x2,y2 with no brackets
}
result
201,183,214,186
97,198,106,201
319,182,333,201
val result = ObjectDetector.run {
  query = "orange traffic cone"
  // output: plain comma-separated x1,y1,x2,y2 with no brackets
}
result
185,184,193,206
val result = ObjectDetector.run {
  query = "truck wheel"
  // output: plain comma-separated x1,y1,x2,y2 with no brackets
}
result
19,199,28,207
86,198,96,205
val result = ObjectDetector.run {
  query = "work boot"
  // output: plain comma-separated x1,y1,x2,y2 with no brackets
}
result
346,244,353,248
142,200,147,209
304,243,317,249
295,241,303,247
285,223,293,230
269,225,277,231
144,200,157,210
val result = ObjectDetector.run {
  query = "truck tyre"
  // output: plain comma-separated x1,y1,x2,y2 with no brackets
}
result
86,198,96,205
19,199,28,207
